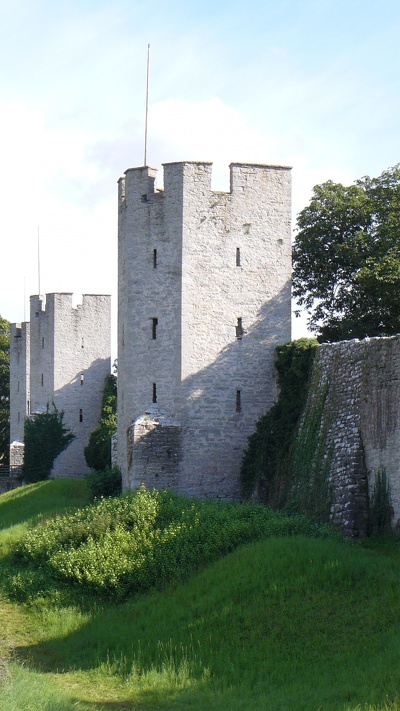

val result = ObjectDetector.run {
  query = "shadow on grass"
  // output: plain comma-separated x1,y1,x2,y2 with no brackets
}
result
0,479,90,530
11,537,400,711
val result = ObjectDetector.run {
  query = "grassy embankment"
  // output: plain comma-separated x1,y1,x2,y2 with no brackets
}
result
1,479,400,710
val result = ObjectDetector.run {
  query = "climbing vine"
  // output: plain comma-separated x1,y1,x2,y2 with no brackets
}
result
240,338,318,506
369,467,393,535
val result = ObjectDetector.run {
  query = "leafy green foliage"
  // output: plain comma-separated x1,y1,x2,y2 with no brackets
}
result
22,406,75,483
14,487,334,600
240,339,318,505
369,468,393,536
0,316,10,465
84,374,117,471
293,164,400,341
85,466,122,500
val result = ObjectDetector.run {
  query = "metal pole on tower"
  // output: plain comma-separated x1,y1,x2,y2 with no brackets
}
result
37,226,41,296
144,43,150,166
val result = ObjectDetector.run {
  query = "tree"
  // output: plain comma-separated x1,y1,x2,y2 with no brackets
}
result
84,374,117,471
0,316,10,466
293,164,400,342
22,406,75,483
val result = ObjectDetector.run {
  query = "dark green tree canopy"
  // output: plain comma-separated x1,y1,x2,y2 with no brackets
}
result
0,316,10,465
293,164,400,342
23,406,75,483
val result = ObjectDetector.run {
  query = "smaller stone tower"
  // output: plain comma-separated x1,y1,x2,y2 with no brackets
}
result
10,293,111,477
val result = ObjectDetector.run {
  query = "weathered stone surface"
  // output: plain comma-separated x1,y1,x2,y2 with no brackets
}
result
117,161,292,497
301,336,400,535
128,404,181,490
10,293,111,477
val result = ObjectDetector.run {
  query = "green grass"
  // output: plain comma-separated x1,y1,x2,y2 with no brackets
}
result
0,478,91,530
1,481,400,710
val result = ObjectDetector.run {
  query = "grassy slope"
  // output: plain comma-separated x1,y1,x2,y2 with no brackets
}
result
1,482,400,710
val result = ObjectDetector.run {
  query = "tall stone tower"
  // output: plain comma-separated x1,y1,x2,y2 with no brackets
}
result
117,161,291,498
10,293,111,477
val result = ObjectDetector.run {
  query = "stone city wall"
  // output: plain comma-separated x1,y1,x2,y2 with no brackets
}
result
297,335,400,536
10,293,111,478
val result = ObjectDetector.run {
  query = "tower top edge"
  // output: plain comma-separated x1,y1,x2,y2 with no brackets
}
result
120,161,292,175
30,292,110,298
161,160,213,167
229,162,292,170
123,165,158,175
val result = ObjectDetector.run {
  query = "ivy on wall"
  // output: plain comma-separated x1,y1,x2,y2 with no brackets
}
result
284,374,333,521
84,374,117,472
240,338,318,508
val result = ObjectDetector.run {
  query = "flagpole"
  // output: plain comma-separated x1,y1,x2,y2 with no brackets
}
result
37,226,41,296
144,43,150,166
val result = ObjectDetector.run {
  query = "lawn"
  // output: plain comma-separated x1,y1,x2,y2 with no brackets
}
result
1,480,400,710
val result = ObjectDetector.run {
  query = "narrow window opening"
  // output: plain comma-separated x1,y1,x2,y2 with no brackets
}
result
236,318,243,339
17,381,20,393
152,383,157,403
80,374,84,385
41,373,44,386
79,409,83,422
141,194,148,203
81,337,84,349
42,337,44,349
153,249,157,268
27,400,30,415
236,390,242,413
152,317,158,340
236,247,241,266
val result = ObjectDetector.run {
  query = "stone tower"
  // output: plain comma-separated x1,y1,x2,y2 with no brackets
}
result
10,293,111,477
117,161,291,498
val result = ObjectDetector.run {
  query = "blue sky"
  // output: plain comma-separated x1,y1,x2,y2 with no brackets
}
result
1,0,399,344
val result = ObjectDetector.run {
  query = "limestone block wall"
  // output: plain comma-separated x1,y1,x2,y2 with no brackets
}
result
129,404,181,490
18,293,111,477
9,321,30,450
118,161,292,498
179,162,292,497
299,336,400,535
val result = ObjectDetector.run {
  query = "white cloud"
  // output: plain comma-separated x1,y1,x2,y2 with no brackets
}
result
148,97,278,190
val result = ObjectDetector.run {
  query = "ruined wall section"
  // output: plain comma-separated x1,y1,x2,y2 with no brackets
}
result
299,336,400,535
9,321,30,450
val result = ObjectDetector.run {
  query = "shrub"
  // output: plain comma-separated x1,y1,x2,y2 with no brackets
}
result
85,466,122,500
14,488,336,600
22,406,75,483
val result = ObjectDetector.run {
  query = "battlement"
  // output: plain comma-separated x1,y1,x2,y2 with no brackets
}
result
119,161,292,208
